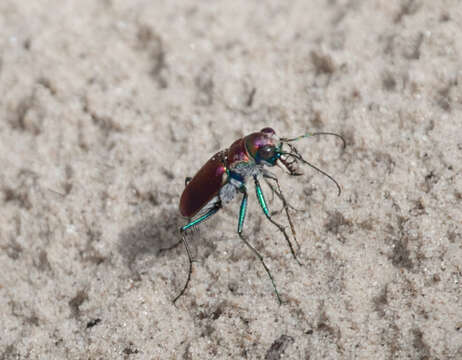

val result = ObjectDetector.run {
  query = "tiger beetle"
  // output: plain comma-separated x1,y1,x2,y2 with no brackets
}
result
174,127,345,304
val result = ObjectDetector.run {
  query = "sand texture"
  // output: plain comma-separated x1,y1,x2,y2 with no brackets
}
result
1,0,461,359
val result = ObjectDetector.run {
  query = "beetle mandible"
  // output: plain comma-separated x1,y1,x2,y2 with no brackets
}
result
174,127,345,304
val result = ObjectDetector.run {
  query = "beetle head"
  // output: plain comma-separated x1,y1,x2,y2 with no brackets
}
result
247,127,345,196
244,128,301,174
245,127,283,167
244,128,304,175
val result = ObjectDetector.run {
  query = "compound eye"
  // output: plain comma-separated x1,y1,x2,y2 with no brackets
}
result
258,145,275,160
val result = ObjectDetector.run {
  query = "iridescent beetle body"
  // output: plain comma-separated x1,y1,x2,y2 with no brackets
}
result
180,128,277,220
174,127,345,304
179,150,228,219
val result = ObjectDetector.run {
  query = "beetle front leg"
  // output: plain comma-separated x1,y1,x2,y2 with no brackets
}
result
237,186,282,305
254,176,302,266
262,171,301,250
263,170,305,213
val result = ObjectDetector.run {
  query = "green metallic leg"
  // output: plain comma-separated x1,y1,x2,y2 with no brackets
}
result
237,187,282,305
161,197,214,253
173,205,220,303
254,176,302,266
161,176,195,255
181,206,219,232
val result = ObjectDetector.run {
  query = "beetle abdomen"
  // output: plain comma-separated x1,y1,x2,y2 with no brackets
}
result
179,150,228,218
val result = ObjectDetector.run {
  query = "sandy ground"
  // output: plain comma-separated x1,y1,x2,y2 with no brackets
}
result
1,0,461,359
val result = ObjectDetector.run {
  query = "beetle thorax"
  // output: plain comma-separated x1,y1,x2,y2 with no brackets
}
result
230,161,262,180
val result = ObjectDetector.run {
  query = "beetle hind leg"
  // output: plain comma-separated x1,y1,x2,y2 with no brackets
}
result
172,231,194,304
173,205,220,304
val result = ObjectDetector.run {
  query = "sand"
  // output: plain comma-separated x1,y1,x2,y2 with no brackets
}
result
1,0,461,359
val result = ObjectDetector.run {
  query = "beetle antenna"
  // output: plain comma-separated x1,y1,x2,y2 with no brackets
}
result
282,146,342,196
281,132,346,149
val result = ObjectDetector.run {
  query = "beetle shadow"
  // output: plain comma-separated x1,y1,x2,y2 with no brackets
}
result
117,207,184,274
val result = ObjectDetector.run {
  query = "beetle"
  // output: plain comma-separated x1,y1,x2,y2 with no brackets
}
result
174,127,345,304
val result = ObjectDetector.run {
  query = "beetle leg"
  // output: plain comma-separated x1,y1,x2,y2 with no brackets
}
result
181,205,220,232
158,215,192,253
254,176,303,266
264,180,289,212
263,169,307,212
184,177,192,187
262,172,301,250
237,186,282,305
158,239,183,252
265,177,276,203
173,205,220,304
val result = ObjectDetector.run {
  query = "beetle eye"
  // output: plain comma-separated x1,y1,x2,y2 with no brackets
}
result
258,145,275,160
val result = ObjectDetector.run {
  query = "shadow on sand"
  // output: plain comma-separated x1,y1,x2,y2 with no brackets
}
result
117,206,185,272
